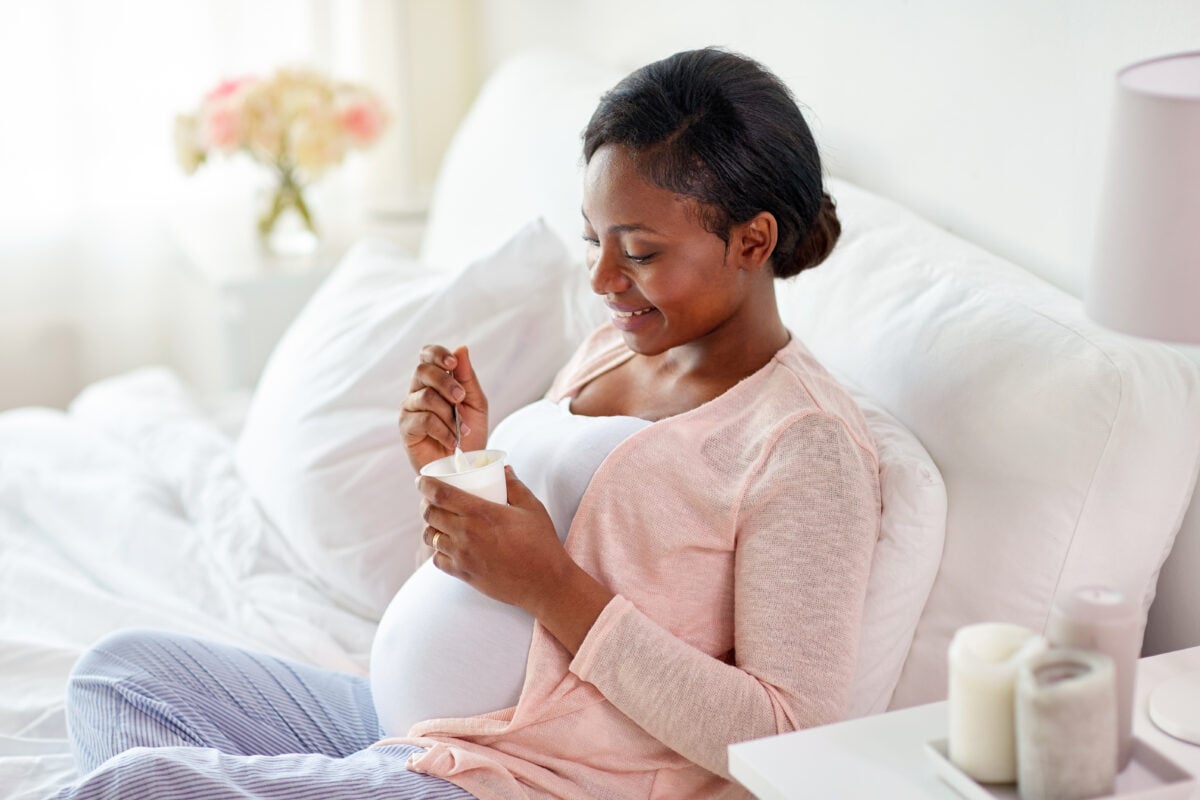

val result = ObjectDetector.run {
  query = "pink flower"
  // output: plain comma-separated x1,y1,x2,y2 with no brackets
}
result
200,76,256,152
205,76,255,103
339,98,385,145
203,106,242,151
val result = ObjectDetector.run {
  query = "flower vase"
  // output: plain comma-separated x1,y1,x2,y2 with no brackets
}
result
258,169,318,256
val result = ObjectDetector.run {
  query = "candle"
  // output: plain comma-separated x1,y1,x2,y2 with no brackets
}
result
1015,647,1118,800
948,623,1047,783
1046,585,1141,769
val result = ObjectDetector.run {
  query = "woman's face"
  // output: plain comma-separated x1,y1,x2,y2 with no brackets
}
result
581,144,750,357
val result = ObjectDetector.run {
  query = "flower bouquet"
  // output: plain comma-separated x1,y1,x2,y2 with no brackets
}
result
175,68,387,254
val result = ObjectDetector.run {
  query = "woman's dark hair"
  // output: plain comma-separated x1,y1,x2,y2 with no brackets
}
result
583,47,839,278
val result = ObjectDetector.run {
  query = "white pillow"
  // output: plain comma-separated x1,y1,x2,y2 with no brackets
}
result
420,50,626,271
235,219,588,618
781,178,1200,708
843,385,946,718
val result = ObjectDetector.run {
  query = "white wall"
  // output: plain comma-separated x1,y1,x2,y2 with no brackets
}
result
477,0,1200,298
0,0,476,411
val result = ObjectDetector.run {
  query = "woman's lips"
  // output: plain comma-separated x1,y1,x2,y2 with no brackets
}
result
608,303,658,331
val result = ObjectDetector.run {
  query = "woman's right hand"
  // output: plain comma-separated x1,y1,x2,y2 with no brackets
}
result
398,344,489,473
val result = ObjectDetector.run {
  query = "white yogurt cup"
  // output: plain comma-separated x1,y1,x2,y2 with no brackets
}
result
419,449,508,504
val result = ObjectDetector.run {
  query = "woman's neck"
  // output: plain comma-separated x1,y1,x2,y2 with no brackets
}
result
650,287,790,388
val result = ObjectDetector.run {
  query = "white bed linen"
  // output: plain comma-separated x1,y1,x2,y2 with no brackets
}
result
0,368,377,799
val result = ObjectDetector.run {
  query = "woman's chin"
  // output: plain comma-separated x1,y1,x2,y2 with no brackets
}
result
616,329,668,357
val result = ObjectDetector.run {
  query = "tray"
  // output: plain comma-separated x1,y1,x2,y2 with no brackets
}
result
925,737,1196,800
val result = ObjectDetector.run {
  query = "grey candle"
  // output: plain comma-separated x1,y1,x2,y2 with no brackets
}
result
1046,585,1140,769
1016,648,1117,800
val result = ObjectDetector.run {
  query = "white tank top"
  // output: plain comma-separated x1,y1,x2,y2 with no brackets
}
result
370,397,650,736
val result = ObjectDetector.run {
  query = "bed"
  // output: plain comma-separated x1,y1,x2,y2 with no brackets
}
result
3,50,1200,799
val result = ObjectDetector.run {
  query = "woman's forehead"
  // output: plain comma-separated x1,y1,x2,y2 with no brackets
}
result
582,145,699,232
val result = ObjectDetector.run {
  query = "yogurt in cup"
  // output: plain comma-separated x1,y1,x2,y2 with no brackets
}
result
419,449,508,504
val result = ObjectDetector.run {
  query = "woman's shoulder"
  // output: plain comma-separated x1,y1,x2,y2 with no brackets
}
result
718,334,878,461
776,335,858,403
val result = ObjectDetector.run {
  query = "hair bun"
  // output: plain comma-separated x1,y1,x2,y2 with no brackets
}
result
781,190,841,277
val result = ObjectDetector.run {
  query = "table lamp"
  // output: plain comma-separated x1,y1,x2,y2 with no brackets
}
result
1084,50,1200,746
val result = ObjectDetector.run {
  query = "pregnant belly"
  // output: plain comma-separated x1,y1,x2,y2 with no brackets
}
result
369,558,535,736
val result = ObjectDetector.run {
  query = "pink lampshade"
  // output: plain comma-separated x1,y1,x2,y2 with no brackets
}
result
1086,51,1200,343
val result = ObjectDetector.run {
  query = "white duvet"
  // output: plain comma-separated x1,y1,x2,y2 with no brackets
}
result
0,369,378,799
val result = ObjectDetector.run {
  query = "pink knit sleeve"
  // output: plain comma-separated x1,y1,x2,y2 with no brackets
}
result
569,412,881,778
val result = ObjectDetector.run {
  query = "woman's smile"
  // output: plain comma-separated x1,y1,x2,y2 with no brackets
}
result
607,301,659,329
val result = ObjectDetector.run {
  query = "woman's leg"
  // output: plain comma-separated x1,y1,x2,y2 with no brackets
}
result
64,628,382,771
59,628,474,799
56,743,473,800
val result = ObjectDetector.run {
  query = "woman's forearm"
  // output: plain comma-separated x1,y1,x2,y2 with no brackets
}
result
528,559,614,656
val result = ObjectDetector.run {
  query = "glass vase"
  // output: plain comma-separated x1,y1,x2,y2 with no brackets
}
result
258,168,318,256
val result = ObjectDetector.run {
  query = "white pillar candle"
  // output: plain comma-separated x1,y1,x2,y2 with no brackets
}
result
1046,585,1140,770
948,623,1047,784
1016,647,1118,800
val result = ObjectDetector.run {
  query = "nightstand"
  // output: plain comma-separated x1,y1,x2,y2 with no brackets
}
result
728,646,1200,799
166,193,425,403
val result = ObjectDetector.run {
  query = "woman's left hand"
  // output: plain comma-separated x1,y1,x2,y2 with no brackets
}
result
418,467,571,612
418,466,615,653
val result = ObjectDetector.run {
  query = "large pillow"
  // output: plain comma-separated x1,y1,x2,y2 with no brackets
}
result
235,219,597,618
842,385,946,718
780,178,1200,708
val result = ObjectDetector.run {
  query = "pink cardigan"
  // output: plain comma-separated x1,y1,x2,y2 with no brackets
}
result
384,325,882,800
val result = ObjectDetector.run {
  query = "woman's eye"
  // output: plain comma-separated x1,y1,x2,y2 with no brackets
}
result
579,234,653,264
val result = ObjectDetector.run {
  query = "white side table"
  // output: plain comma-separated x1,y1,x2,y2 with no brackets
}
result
166,201,424,402
728,646,1200,799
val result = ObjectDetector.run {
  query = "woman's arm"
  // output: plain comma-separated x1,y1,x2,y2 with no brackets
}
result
566,413,881,778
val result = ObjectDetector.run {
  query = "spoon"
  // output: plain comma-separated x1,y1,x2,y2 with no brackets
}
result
452,402,470,472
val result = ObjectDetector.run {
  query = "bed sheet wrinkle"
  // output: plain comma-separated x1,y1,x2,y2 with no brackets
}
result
0,368,379,798
65,371,378,653
0,752,77,800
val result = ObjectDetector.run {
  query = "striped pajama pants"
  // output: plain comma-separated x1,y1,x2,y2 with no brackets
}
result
53,629,476,799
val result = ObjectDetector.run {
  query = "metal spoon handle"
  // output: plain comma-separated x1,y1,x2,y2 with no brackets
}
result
452,402,462,450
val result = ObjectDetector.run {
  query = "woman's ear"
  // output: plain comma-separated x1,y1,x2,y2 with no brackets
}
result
730,211,778,272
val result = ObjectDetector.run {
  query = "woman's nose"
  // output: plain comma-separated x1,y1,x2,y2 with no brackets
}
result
589,247,630,295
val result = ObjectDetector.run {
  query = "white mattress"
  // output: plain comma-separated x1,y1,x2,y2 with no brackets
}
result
0,368,377,799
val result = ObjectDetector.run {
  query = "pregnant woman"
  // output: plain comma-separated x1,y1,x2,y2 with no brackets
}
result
54,47,881,800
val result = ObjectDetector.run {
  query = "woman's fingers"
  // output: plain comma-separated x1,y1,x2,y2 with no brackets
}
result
432,550,467,581
417,475,490,516
399,387,458,452
420,486,480,582
448,346,482,404
418,343,458,372
423,524,450,552
409,358,467,405
449,346,488,450
401,345,470,448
